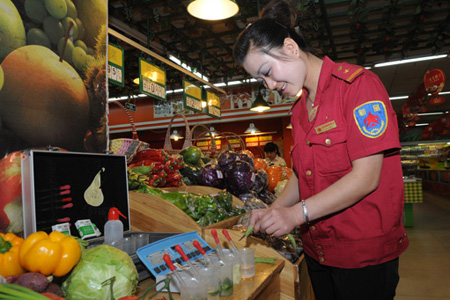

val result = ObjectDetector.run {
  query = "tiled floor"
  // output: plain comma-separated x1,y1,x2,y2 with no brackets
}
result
396,190,450,300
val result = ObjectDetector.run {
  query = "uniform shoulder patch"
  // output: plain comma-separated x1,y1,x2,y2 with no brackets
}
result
353,101,388,138
333,63,364,83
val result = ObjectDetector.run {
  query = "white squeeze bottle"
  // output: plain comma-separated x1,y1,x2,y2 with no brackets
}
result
104,207,126,245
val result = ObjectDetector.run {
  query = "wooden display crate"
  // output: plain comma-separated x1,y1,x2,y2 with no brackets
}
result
129,186,315,300
129,185,244,236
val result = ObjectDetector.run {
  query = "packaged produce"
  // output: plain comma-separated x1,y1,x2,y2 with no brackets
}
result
217,150,239,169
250,169,269,194
224,161,255,195
266,165,292,192
198,163,225,188
253,158,269,171
136,188,244,227
128,149,184,189
61,245,138,300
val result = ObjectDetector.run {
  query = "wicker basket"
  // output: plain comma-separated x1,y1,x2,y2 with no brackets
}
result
109,101,149,163
163,114,192,155
219,131,246,151
191,124,218,157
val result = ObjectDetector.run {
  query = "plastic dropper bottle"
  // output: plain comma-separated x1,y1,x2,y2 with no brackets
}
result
104,207,127,246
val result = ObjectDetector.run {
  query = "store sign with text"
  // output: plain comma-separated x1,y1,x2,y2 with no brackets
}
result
139,58,166,101
206,91,221,119
183,80,202,113
196,139,221,151
245,135,273,147
229,138,242,149
108,43,124,87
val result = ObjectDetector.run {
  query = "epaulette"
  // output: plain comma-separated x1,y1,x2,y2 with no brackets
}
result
332,62,365,83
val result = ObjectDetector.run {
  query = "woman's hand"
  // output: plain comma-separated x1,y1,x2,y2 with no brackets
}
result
250,204,302,237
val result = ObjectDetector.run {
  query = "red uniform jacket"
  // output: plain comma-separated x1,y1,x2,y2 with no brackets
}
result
291,56,409,268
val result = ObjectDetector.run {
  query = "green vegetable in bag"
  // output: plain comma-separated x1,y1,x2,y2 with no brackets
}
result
61,245,138,300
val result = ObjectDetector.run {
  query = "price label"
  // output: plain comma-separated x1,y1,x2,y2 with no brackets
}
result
142,78,166,99
108,43,124,87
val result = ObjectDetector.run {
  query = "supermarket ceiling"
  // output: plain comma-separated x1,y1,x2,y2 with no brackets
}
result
107,0,450,124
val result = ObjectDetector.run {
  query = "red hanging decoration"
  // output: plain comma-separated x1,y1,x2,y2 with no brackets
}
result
424,69,446,95
429,96,445,106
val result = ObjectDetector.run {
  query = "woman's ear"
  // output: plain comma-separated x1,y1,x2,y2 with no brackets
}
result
283,37,300,57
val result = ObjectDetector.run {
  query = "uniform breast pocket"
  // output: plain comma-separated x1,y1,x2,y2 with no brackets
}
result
309,131,351,175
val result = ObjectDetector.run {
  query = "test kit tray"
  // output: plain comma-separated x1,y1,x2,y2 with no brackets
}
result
136,231,213,277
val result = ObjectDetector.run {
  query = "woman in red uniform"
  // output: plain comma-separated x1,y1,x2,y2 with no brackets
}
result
233,1,409,299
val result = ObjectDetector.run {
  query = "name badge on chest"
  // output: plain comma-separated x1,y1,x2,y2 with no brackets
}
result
315,120,337,134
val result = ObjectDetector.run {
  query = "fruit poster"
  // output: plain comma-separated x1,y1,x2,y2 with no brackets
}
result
0,0,108,234
0,0,108,155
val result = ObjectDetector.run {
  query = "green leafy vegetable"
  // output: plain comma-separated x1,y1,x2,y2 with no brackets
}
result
61,245,138,300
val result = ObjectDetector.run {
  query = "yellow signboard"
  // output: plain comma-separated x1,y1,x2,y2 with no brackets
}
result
206,91,221,119
108,43,124,87
245,137,259,143
139,58,166,101
183,80,202,112
260,135,273,141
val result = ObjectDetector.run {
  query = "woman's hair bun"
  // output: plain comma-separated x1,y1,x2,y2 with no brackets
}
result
260,0,297,28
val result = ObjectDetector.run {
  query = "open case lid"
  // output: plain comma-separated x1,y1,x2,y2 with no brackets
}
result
21,150,130,238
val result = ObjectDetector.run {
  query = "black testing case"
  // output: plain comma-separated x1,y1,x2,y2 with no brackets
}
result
21,149,131,238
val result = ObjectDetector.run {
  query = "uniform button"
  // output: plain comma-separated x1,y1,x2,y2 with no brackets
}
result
306,170,312,176
316,245,322,250
404,233,407,236
310,226,316,231
306,140,310,145
325,138,331,145
399,239,403,244
319,257,325,263
319,251,324,256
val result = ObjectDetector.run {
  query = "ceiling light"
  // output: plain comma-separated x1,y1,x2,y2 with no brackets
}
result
406,123,430,127
187,0,239,21
250,88,271,112
244,122,260,134
374,54,448,68
170,129,183,141
205,126,219,137
417,112,445,116
389,95,409,101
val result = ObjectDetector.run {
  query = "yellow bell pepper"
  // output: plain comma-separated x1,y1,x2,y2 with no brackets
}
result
19,231,81,277
0,232,26,277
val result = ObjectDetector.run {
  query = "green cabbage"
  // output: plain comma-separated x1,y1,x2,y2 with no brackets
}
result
62,245,138,300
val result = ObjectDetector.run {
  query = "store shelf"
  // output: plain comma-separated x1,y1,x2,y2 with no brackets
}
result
401,141,450,177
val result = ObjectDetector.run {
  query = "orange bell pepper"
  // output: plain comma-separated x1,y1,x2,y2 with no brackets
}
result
19,231,81,277
0,232,26,277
